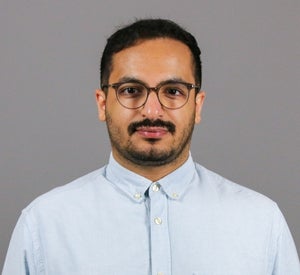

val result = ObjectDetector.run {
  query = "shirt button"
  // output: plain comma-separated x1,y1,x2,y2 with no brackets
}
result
134,193,142,199
154,217,162,225
157,272,164,275
172,192,179,199
152,183,160,192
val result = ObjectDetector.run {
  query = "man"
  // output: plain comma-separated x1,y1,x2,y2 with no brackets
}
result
2,19,299,275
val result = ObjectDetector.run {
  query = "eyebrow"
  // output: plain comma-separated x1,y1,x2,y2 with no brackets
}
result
116,76,189,86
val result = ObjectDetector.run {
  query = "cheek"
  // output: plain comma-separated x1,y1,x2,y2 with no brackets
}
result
106,112,127,141
173,107,195,125
105,105,135,131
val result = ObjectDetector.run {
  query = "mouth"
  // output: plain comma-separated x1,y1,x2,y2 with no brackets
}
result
128,119,176,138
135,126,169,139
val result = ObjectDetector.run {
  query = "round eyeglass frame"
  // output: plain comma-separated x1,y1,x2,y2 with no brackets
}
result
101,81,201,110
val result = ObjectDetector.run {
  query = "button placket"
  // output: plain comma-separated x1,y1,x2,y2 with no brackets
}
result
149,183,171,275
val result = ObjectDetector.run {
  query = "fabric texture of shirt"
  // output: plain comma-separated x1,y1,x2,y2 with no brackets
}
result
2,154,300,275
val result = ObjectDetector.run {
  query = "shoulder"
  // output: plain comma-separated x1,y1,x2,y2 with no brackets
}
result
194,162,281,217
193,163,289,239
23,166,108,215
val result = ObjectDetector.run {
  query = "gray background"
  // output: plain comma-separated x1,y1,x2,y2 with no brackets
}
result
1,0,299,268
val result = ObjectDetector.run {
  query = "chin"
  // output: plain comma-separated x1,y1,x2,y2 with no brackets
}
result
124,147,178,167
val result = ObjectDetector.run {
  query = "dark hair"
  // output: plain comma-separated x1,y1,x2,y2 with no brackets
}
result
100,19,202,88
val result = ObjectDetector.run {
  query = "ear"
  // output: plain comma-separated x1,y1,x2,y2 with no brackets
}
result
194,91,205,124
95,89,107,121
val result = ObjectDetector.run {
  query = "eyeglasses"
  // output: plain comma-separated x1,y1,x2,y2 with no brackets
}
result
101,81,201,109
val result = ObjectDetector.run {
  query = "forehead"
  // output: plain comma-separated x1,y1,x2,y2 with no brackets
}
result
109,38,195,83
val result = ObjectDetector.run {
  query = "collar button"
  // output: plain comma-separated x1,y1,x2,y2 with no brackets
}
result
152,183,160,192
172,192,179,199
134,193,142,199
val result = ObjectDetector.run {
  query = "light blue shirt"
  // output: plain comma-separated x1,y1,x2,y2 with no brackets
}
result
2,155,300,274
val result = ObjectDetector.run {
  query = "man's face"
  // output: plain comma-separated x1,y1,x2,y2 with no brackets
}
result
96,38,205,168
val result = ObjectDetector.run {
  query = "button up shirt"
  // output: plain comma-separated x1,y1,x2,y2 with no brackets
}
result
2,155,300,274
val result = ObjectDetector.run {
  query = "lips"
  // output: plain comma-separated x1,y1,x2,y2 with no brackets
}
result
128,119,176,136
136,126,169,138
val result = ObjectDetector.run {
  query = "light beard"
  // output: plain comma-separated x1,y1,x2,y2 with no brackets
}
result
115,142,180,167
105,113,195,167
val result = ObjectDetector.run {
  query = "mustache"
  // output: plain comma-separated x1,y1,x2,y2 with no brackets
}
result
128,119,176,135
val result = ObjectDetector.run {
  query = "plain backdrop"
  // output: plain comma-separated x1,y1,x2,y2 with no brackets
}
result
1,0,299,268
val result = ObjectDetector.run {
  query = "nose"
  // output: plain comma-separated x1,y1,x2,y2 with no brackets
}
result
140,90,163,119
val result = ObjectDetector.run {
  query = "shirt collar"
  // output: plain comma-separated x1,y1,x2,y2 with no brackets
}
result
105,153,197,203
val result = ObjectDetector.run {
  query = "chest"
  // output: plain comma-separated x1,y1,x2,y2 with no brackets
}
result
38,195,271,275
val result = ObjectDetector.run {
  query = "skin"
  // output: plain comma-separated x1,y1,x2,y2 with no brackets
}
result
96,38,205,181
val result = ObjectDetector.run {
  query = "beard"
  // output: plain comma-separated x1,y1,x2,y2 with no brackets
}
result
105,113,195,167
118,142,179,166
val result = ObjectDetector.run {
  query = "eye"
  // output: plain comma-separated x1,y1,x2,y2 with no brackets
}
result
166,88,182,96
117,84,144,98
161,84,187,98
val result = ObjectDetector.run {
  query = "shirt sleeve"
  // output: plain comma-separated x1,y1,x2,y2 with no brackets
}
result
2,212,37,275
272,208,300,274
